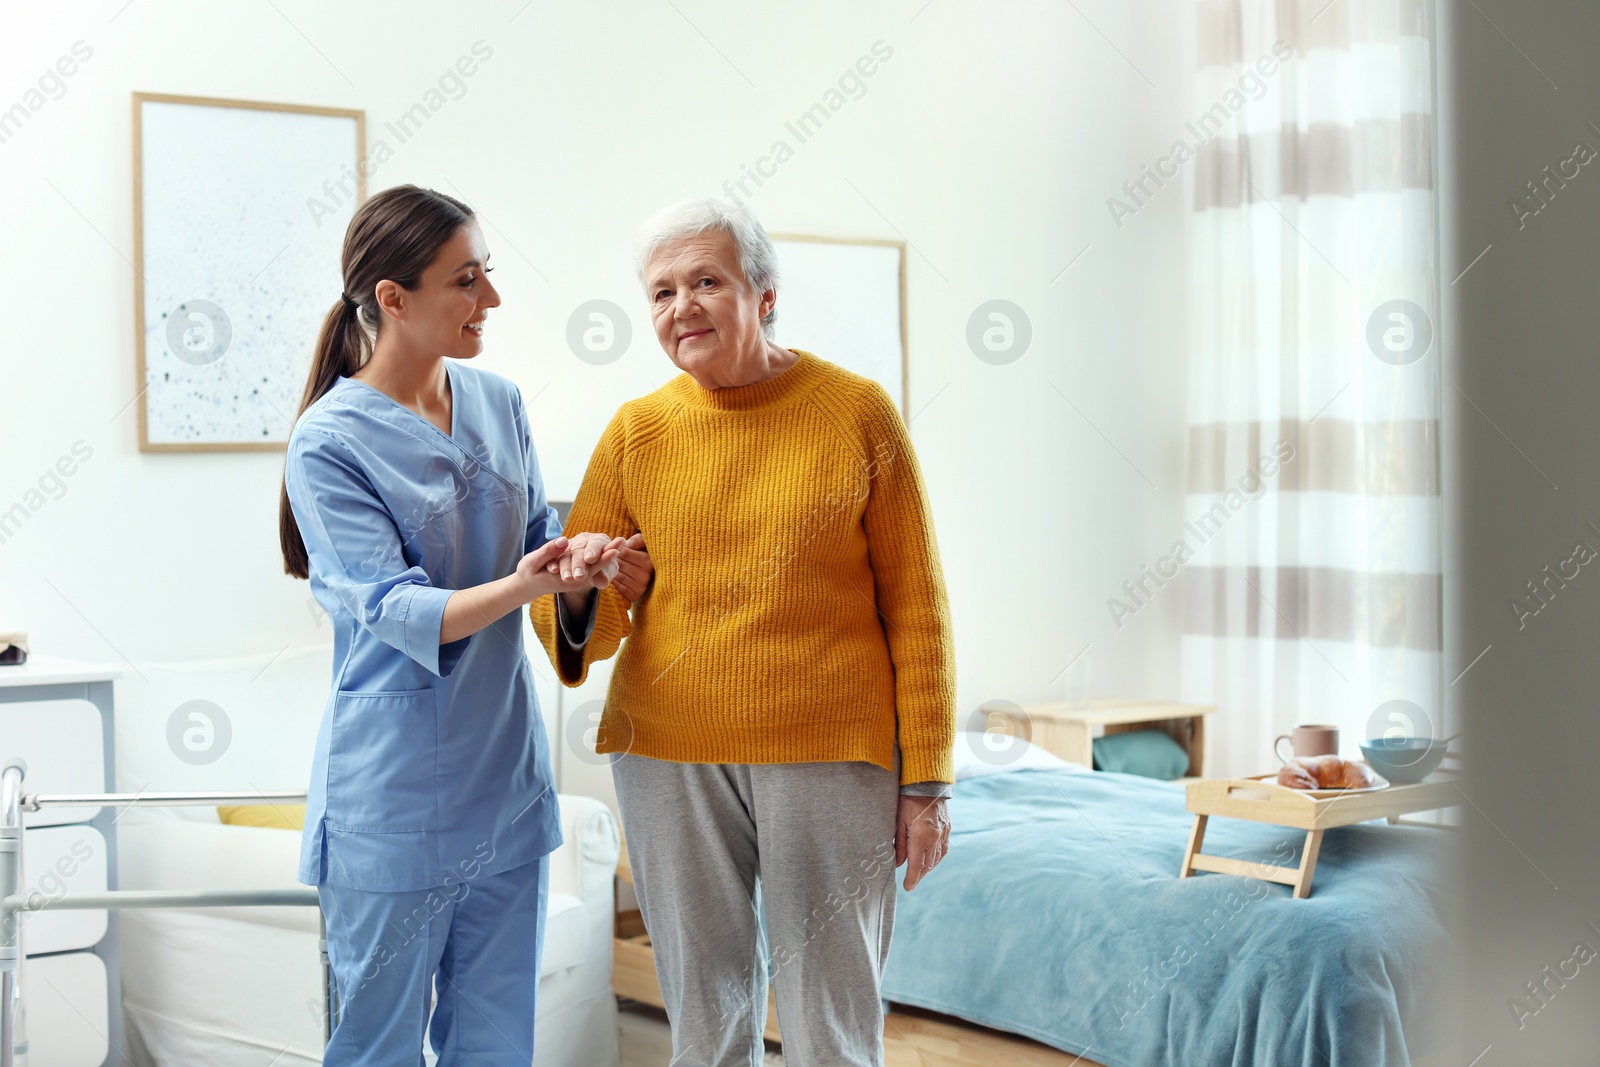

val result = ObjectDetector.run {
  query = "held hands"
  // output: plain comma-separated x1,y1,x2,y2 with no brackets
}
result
443,535,615,646
548,532,653,603
444,534,640,647
513,534,623,600
514,531,653,608
895,794,951,891
544,531,625,586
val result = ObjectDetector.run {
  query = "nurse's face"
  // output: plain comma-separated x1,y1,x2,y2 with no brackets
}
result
389,221,501,359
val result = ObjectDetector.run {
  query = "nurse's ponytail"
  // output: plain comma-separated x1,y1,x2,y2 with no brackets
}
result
279,185,475,578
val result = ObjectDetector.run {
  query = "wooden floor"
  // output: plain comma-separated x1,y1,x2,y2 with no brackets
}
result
618,1000,1108,1067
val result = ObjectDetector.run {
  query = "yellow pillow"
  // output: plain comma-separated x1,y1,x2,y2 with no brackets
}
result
217,804,305,831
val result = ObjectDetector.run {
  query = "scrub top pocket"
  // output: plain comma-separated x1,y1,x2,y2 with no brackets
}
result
326,688,439,833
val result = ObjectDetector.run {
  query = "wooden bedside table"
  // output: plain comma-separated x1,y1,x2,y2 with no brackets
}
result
978,698,1217,781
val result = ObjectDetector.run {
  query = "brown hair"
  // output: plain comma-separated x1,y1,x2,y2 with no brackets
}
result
278,184,475,578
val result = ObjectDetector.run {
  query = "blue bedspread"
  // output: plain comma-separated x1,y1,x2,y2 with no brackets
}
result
880,768,1450,1067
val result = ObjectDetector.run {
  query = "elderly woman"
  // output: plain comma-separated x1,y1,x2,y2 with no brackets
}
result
530,198,955,1067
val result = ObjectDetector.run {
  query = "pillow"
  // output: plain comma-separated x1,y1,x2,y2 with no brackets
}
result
951,730,1088,780
216,804,305,831
1091,729,1190,780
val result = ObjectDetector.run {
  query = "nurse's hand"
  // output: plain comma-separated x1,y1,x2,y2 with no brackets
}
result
512,536,593,597
443,537,585,643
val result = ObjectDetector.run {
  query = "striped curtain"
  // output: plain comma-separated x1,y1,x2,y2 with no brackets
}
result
1180,0,1440,778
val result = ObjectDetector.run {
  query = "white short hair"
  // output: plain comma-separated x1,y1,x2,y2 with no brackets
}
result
634,197,780,339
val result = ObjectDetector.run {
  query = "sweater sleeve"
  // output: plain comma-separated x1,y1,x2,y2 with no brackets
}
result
529,410,636,686
858,384,958,786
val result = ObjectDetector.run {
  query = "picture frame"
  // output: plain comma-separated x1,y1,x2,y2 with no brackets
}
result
767,234,908,418
132,92,366,452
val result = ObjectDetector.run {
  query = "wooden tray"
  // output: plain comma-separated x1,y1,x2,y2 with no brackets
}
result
1178,769,1463,898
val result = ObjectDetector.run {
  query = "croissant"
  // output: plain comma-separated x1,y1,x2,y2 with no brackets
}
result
1277,755,1376,790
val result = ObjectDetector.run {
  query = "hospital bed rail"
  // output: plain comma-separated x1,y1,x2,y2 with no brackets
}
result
0,758,332,1067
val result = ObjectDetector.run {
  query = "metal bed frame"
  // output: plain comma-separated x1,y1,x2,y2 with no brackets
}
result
0,758,332,1067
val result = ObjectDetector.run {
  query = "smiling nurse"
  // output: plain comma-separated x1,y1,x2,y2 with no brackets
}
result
278,184,651,1065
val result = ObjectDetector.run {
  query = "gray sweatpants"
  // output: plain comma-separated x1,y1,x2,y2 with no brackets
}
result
610,750,902,1067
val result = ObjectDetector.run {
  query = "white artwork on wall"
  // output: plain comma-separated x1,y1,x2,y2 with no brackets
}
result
134,94,364,451
769,236,907,416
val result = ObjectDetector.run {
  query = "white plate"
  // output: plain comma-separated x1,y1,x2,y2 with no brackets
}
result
1253,768,1391,796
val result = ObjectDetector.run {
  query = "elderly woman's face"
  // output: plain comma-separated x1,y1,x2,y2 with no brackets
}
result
645,229,774,383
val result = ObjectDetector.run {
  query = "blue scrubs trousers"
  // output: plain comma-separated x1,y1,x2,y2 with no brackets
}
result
318,855,548,1066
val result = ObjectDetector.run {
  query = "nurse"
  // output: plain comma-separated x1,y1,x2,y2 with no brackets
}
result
278,183,650,1065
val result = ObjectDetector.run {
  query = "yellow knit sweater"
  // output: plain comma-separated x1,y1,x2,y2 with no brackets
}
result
530,350,957,786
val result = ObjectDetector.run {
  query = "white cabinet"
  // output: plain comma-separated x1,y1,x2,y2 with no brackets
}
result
0,658,123,1067
0,700,104,828
22,826,108,956
22,954,108,1067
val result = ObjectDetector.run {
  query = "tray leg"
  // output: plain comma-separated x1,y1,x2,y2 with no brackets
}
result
1179,814,1209,878
1292,829,1324,899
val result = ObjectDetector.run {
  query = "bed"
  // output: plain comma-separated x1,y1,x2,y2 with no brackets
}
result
879,735,1451,1067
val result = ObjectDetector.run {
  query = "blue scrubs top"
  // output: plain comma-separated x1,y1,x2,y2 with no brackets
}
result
284,361,564,893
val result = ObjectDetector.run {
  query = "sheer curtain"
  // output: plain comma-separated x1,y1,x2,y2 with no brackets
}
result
1180,0,1441,777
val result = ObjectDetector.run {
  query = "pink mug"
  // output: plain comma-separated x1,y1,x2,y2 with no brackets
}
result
1274,724,1339,764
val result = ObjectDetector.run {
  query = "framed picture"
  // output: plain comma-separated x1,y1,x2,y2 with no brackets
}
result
132,93,365,452
768,235,908,417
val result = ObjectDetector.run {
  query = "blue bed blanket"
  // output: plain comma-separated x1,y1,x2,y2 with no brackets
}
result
880,768,1451,1067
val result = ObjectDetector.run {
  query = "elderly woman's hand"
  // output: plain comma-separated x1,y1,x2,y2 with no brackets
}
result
611,533,654,602
547,532,624,584
895,795,951,891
